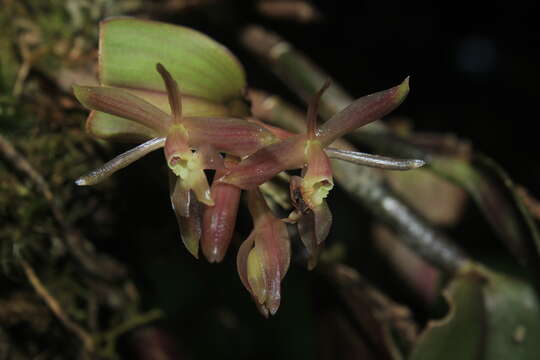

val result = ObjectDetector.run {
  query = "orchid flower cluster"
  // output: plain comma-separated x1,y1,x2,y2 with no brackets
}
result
74,18,412,316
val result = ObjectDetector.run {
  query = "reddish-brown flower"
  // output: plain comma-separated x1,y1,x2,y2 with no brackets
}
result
237,188,291,316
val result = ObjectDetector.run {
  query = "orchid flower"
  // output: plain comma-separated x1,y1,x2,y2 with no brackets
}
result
222,78,409,267
74,63,278,256
219,77,410,189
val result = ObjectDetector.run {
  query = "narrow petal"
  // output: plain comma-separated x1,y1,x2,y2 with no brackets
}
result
73,85,169,134
317,77,409,146
306,79,331,139
76,137,165,186
325,147,425,170
184,116,277,157
156,63,182,123
201,158,241,263
220,135,307,189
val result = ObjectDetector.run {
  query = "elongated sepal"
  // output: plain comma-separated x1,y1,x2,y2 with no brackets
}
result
99,18,246,103
301,140,334,209
221,135,306,189
247,118,295,140
73,85,169,134
237,189,291,315
317,77,410,146
76,137,165,186
201,159,241,263
184,116,277,157
85,90,232,143
306,79,331,139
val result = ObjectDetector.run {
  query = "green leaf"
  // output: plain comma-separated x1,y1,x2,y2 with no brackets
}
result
409,273,485,360
483,271,540,360
409,267,540,360
99,18,246,103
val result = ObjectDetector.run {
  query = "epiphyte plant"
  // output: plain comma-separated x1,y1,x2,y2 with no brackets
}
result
74,18,422,316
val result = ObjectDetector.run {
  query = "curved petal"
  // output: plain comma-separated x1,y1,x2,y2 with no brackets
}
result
317,77,409,146
76,137,165,186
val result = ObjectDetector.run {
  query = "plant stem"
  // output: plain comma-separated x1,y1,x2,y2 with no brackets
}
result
21,260,95,353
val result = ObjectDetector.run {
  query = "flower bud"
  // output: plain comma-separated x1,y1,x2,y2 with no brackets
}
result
237,189,290,316
201,157,241,263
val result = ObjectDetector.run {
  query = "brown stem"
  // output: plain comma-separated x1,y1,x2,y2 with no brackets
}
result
21,260,95,352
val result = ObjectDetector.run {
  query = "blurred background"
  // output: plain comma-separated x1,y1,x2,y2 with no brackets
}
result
1,0,540,359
